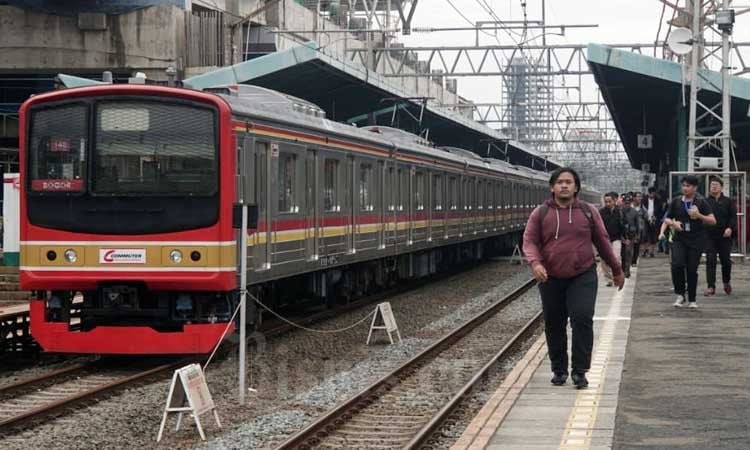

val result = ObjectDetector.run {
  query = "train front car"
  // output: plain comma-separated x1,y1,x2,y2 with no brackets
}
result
20,85,237,354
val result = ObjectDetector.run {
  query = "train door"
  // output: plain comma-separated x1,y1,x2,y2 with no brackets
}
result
482,178,489,233
356,159,377,251
378,160,386,250
346,155,355,254
407,165,415,245
305,149,319,261
251,140,272,271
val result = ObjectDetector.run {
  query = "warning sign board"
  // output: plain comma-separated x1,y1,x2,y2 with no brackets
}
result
157,364,222,442
367,302,402,345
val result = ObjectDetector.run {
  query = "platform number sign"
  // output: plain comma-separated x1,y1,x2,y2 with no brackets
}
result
157,364,222,442
637,134,653,149
367,302,402,345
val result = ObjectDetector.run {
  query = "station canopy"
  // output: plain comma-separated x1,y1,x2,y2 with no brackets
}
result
184,42,559,171
588,43,750,172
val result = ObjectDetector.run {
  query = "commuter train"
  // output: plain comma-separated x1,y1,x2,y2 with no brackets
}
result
20,83,600,354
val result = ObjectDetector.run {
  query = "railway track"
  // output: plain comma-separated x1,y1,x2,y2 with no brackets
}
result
0,358,184,434
276,277,541,450
259,260,489,338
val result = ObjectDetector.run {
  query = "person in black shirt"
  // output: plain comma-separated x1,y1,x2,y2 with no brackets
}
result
599,192,625,286
659,175,716,309
704,177,737,296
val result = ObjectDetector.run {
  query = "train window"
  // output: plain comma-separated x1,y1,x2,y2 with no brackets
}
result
278,153,296,213
476,181,483,210
487,182,494,209
360,163,373,211
448,176,457,210
415,171,425,211
93,101,217,196
28,103,88,193
432,174,443,210
398,168,407,211
324,159,338,211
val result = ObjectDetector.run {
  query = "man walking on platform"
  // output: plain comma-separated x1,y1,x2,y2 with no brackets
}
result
620,195,641,278
599,192,625,287
659,175,716,309
642,188,663,257
523,168,624,390
631,192,649,266
704,178,736,296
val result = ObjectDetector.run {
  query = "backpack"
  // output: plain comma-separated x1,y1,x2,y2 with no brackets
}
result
537,201,595,233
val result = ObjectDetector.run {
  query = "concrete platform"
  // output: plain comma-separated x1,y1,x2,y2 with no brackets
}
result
453,266,636,450
453,256,750,450
0,303,29,320
613,256,750,449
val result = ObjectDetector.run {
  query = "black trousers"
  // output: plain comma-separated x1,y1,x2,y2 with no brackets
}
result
705,237,732,288
632,241,640,264
671,240,702,302
621,240,633,274
538,266,597,374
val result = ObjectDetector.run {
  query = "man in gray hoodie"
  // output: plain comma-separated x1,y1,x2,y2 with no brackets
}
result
523,167,624,389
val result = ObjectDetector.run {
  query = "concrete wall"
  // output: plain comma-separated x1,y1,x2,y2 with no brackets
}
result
0,5,185,79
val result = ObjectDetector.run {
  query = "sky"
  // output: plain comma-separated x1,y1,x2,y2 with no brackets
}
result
396,0,750,111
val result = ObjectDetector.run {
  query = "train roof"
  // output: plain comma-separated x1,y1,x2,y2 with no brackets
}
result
216,85,552,182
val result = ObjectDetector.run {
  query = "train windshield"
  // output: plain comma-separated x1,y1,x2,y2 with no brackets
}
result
93,101,217,196
28,103,88,193
28,100,218,196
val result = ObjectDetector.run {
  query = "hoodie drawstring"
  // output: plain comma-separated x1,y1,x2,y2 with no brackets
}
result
553,203,573,240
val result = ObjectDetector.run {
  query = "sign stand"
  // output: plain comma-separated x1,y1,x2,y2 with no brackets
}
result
510,244,524,265
157,364,221,442
366,302,402,345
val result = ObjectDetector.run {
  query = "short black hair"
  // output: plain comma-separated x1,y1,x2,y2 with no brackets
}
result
634,192,642,197
604,192,616,200
709,177,724,186
682,175,700,187
548,167,581,196
648,187,656,193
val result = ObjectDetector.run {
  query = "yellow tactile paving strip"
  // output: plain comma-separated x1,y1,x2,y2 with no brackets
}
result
453,269,635,450
558,276,628,450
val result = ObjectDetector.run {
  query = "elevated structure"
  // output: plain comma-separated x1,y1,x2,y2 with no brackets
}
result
185,42,559,170
588,43,750,185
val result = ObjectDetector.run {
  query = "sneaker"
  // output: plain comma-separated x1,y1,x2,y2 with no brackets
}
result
724,284,732,295
650,251,655,257
606,281,613,287
704,287,715,297
571,371,588,389
688,302,698,309
673,295,687,308
551,372,568,386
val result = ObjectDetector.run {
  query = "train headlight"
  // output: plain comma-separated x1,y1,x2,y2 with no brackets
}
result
169,250,183,264
63,249,78,263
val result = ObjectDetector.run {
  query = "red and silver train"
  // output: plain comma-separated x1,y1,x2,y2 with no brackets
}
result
20,83,599,354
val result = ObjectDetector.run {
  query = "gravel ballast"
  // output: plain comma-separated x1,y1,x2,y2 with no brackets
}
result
0,260,533,450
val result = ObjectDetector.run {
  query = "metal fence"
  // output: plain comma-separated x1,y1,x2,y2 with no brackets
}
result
186,10,225,67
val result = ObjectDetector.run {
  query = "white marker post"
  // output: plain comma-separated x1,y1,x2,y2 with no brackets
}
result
367,302,402,345
157,364,221,442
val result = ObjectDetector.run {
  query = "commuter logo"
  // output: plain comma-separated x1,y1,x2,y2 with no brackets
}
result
99,248,146,264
